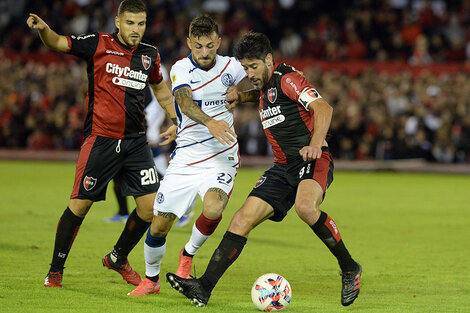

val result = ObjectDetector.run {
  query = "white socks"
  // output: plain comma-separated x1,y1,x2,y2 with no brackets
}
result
184,223,210,256
144,241,166,277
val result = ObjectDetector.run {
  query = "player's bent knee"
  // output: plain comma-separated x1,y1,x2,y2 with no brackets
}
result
228,211,255,237
149,223,170,237
202,204,224,219
136,206,155,222
295,202,320,224
150,229,169,237
68,198,93,217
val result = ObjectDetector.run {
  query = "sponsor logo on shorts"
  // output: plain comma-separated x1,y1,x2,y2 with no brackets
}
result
157,192,164,204
83,176,97,191
254,176,266,188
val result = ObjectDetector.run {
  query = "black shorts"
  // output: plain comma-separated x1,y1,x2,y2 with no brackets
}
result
71,135,159,201
248,147,334,222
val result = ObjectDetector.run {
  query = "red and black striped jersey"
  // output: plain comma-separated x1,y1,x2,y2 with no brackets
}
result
259,63,319,164
66,32,163,139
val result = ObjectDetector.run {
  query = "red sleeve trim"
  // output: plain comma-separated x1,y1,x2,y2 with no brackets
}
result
280,72,315,103
66,36,72,53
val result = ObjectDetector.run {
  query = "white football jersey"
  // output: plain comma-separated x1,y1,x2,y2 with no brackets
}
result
169,54,246,169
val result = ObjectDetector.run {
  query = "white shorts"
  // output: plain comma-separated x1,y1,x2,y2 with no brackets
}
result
154,165,237,218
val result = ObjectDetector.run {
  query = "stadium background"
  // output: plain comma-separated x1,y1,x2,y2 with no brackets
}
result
1,1,470,312
1,0,470,166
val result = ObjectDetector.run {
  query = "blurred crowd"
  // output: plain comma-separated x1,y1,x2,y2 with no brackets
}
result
2,58,469,163
236,67,470,163
4,0,470,64
1,0,470,163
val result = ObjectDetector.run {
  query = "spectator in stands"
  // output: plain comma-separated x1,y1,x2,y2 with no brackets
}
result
1,0,470,164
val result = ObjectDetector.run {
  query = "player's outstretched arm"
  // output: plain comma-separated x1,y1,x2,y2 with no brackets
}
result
299,98,333,161
174,86,236,145
26,13,69,53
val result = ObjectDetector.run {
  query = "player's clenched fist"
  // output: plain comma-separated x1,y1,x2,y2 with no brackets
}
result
225,86,240,112
299,146,322,161
26,13,48,31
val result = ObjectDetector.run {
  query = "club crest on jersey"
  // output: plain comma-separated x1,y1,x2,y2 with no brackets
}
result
83,176,97,191
221,73,233,87
267,88,277,103
156,192,164,204
141,55,151,70
254,176,266,188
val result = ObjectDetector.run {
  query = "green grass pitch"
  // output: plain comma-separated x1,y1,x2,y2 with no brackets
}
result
0,160,469,312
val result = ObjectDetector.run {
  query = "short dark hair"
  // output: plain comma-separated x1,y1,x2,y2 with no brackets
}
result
118,0,146,16
234,32,272,60
189,14,219,37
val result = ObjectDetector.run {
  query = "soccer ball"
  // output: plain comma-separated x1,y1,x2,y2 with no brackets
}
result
251,273,292,311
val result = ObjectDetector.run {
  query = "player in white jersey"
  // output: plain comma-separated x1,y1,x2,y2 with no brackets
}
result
146,66,195,228
128,14,253,296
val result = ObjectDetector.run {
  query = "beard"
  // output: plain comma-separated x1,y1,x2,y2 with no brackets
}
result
196,56,215,69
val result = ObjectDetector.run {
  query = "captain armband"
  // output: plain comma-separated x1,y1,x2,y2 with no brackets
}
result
298,87,322,110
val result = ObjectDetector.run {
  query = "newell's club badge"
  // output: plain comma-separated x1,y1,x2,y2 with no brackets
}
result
142,55,151,70
254,176,266,188
308,88,319,98
83,176,97,191
267,88,277,103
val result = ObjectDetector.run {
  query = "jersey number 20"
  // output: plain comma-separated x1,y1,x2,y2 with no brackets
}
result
141,168,157,185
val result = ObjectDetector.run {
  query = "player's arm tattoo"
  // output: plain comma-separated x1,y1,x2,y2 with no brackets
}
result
159,95,178,124
174,87,211,125
157,95,172,103
207,187,229,207
158,211,176,219
150,81,177,123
